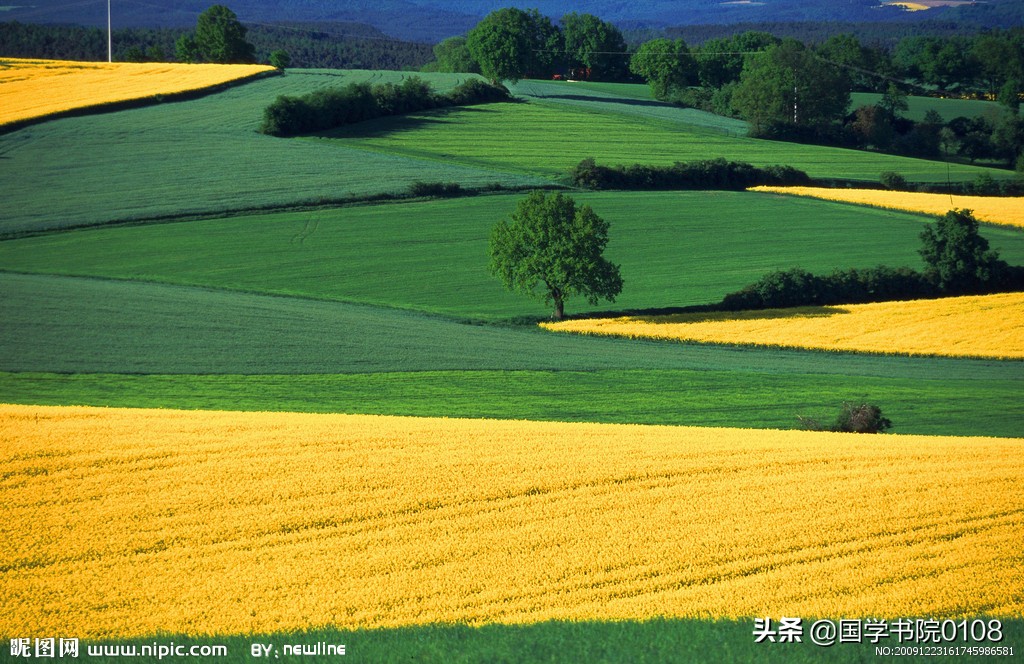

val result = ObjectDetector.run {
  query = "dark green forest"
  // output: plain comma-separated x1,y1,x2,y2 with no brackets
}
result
0,21,433,70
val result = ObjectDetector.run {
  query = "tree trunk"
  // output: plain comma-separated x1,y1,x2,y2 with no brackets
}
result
552,293,564,320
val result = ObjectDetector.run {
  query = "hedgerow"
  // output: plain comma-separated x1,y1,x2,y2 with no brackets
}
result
569,157,811,191
259,76,511,136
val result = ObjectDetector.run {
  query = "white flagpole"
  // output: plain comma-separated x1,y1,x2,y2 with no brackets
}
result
107,0,112,62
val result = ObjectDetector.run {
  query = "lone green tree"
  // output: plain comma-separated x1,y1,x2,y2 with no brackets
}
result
488,191,623,320
919,209,1006,293
193,4,255,64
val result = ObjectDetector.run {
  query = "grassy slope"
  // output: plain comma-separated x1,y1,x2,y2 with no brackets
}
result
0,70,546,235
1,274,1021,437
4,191,1024,320
3,71,1023,656
335,91,1009,183
510,79,749,135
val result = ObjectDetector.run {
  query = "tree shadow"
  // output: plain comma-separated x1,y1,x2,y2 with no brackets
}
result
315,106,500,139
571,305,851,324
528,93,677,110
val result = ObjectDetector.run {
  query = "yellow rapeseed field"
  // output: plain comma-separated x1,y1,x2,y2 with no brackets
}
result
1,404,1022,638
0,58,274,126
542,292,1024,359
749,186,1024,229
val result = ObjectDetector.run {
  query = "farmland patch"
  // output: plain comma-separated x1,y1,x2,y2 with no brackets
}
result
750,186,1024,229
542,292,1024,360
8,192,1024,319
3,404,1021,638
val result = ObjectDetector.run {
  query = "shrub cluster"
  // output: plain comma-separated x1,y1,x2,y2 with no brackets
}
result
798,402,893,434
408,181,463,198
720,210,1024,310
259,76,511,137
570,157,811,191
720,266,936,310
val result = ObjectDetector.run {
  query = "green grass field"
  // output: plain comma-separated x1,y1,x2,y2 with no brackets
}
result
5,191,1023,319
333,96,1008,183
1,272,1021,436
2,66,1023,661
510,79,750,135
0,70,546,235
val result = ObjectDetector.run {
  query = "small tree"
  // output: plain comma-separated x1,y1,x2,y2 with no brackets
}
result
833,402,893,434
919,209,1005,293
798,402,893,434
488,191,623,319
269,50,291,70
175,34,200,63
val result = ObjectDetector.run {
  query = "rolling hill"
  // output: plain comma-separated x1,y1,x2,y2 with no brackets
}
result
2,60,1023,661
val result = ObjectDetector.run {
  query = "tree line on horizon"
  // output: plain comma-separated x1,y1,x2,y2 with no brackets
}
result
0,18,433,71
423,8,1022,169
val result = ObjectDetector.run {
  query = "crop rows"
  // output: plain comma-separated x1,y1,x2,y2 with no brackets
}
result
0,68,544,235
0,58,274,126
751,186,1024,228
542,292,1024,359
2,404,1022,639
336,95,1009,183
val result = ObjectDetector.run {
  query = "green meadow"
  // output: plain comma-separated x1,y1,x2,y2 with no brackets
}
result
0,70,544,235
5,191,1023,319
331,95,1004,182
2,66,1022,661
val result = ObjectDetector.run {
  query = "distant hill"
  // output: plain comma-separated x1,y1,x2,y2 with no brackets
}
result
2,0,1021,42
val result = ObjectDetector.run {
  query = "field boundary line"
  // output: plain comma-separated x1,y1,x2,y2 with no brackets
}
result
0,68,281,135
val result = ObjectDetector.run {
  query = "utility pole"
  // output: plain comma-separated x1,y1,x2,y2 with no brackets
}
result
107,0,112,62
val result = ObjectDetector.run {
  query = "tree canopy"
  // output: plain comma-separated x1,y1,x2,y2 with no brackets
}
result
193,4,255,64
488,191,623,320
427,36,480,74
629,38,696,99
919,209,1006,293
466,8,560,84
561,12,628,81
731,39,850,135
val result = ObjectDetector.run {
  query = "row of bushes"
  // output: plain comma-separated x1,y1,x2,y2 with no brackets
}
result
720,209,1024,310
722,262,1024,310
569,157,812,191
259,77,511,137
720,266,933,310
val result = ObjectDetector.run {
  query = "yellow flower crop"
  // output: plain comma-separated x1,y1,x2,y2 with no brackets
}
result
749,186,1024,229
0,58,274,126
543,292,1024,359
2,404,1022,638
